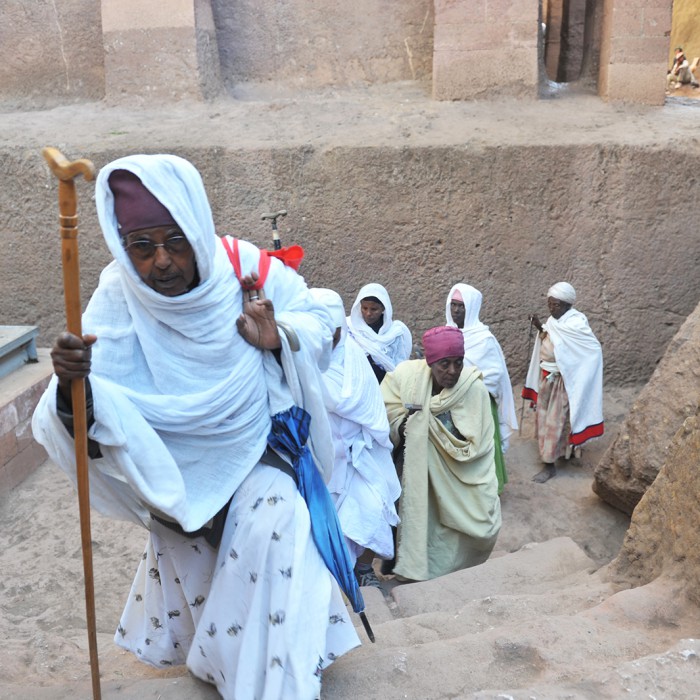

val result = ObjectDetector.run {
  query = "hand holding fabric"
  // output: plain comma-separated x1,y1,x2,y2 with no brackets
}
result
236,272,282,350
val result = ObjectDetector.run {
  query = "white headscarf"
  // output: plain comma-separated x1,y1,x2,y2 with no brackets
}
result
346,283,412,372
311,287,400,559
33,154,334,531
446,283,518,447
548,282,576,305
310,287,347,330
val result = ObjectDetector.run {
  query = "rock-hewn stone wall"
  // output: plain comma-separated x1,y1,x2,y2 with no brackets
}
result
609,412,700,604
1,0,104,109
212,0,434,93
4,140,699,386
593,301,700,514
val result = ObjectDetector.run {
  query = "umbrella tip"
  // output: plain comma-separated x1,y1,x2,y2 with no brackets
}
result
359,611,375,643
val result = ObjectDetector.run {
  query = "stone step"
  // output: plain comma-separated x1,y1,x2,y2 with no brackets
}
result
0,347,52,493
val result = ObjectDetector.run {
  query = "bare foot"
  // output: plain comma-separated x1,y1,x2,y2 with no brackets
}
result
532,464,556,483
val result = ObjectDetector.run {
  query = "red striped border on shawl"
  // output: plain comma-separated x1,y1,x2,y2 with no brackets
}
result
521,386,538,403
569,422,604,446
221,237,270,291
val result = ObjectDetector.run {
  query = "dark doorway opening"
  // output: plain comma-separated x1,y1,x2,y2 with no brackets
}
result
539,0,600,97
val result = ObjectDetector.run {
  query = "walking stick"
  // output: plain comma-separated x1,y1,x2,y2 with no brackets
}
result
42,147,101,700
261,209,287,250
518,316,536,436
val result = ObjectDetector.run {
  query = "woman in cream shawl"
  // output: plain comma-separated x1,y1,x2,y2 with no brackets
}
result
381,326,501,582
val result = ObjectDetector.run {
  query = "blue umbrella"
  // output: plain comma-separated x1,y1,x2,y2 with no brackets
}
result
268,406,375,642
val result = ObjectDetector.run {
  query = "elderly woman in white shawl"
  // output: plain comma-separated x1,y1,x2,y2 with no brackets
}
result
310,288,401,587
446,283,518,494
32,154,360,699
523,282,604,483
346,283,412,383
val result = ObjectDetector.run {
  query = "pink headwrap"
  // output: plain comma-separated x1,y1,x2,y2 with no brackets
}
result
109,169,177,236
451,289,464,302
422,326,464,365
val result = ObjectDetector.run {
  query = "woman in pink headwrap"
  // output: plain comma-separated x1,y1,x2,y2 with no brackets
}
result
380,326,501,581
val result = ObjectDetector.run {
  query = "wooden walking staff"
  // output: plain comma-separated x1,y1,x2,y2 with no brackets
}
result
42,147,101,700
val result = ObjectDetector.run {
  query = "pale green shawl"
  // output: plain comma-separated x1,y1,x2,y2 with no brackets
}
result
381,360,501,581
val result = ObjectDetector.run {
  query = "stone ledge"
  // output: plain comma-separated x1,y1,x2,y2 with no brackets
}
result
0,348,53,495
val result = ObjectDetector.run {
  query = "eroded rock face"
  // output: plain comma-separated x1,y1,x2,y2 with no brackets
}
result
609,413,700,605
592,302,700,514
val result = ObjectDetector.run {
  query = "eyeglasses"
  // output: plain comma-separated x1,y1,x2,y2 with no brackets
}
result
123,235,192,260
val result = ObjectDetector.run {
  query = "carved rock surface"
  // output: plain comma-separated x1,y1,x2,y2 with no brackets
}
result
610,412,700,604
593,301,700,514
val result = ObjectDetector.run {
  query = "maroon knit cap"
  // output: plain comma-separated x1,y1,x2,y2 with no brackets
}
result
108,169,177,236
422,326,464,365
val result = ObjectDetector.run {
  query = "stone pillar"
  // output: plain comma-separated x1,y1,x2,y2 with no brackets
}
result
432,0,539,100
101,0,222,103
598,0,670,105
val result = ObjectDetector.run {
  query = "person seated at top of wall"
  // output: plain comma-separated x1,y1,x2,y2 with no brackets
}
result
346,283,412,383
667,47,699,89
381,325,501,582
445,283,518,494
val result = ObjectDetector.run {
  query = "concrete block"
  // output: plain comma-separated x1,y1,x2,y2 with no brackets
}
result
643,7,673,35
433,48,538,100
610,36,669,64
16,418,35,454
486,0,537,23
0,441,47,494
435,0,485,24
610,8,644,37
435,22,512,52
0,430,17,465
0,404,18,437
602,63,666,105
101,0,195,32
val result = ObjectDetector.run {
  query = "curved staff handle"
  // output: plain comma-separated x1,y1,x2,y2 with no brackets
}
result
261,209,287,250
41,147,101,700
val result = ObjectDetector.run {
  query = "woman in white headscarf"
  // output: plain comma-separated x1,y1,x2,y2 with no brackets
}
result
446,283,518,494
310,288,400,585
346,283,412,383
523,282,604,483
32,154,360,699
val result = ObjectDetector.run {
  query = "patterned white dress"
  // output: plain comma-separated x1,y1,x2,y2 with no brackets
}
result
116,462,360,699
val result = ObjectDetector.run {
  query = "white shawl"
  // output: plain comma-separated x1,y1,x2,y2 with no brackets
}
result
310,287,400,557
346,283,412,372
446,283,518,449
33,154,335,532
524,307,604,444
321,333,401,557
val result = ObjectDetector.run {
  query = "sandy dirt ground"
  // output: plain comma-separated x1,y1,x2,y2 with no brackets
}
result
0,383,639,698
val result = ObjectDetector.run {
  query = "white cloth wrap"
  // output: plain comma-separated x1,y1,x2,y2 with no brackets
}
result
346,283,412,372
547,281,576,304
524,308,604,441
319,331,400,560
446,283,518,450
33,154,335,533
